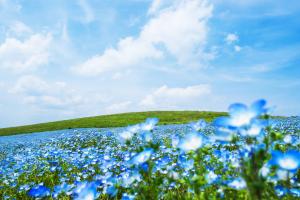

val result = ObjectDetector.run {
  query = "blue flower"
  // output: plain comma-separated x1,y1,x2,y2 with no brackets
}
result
171,135,180,148
269,150,300,171
239,120,266,137
283,134,297,144
122,193,136,200
140,162,149,172
131,148,154,165
178,154,194,170
178,133,203,152
106,185,118,197
191,119,207,131
275,186,288,197
28,185,51,198
212,126,234,142
205,170,218,184
227,178,246,190
141,131,153,142
290,188,300,197
73,181,99,200
140,118,159,131
127,124,141,133
118,130,134,142
121,171,141,188
214,99,268,129
53,183,73,198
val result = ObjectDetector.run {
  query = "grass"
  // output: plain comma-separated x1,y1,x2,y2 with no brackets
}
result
0,111,227,136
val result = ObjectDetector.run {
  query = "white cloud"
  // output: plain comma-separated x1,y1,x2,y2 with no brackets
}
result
10,75,49,95
74,0,213,76
148,0,162,14
234,45,241,52
8,21,32,36
140,84,211,109
10,75,84,109
0,33,52,72
225,33,238,44
78,0,95,23
105,101,132,114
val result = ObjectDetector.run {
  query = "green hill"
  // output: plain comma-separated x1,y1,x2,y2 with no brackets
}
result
0,111,227,136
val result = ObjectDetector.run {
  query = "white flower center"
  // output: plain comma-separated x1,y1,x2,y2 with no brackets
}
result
278,157,298,170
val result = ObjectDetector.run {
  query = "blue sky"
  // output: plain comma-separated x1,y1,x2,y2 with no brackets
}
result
0,0,299,127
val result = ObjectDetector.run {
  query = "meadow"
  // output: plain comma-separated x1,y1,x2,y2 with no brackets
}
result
0,111,227,136
0,100,299,200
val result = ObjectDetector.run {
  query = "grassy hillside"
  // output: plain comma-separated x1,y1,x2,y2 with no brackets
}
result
0,111,227,136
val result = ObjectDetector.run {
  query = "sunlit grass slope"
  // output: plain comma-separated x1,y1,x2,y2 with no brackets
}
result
0,111,227,136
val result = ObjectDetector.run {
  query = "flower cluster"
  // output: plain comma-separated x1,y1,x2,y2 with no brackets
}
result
0,100,299,199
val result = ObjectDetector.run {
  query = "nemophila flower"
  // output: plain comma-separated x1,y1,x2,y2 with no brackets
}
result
178,132,203,152
73,181,99,200
127,124,141,133
19,184,30,192
131,148,153,165
205,170,218,184
290,188,300,197
275,185,288,197
239,120,266,137
141,131,153,142
269,150,300,171
121,171,141,188
215,99,268,129
283,134,298,144
171,135,179,148
211,127,234,142
122,193,136,200
141,162,149,172
276,169,294,181
191,119,207,131
178,155,194,170
227,178,246,190
259,164,270,177
140,118,159,131
118,131,134,142
28,185,51,198
105,185,118,197
53,183,73,198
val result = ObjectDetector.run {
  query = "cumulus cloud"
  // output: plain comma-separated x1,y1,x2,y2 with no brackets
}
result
0,33,52,73
74,0,213,76
8,21,32,36
140,84,211,109
10,75,84,109
225,33,238,44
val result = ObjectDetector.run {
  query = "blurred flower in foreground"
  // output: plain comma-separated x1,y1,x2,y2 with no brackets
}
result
140,118,159,131
239,120,266,137
214,99,268,129
131,148,153,165
228,178,247,190
119,130,134,143
191,119,207,131
269,150,300,171
178,132,203,152
73,181,99,200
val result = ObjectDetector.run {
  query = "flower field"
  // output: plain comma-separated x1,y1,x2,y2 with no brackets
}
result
0,100,299,200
